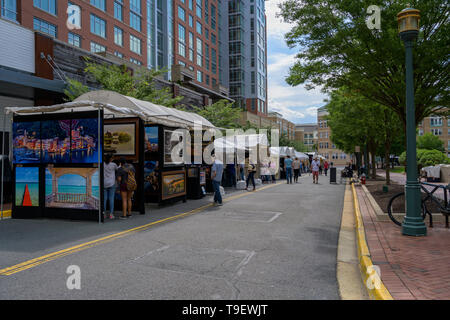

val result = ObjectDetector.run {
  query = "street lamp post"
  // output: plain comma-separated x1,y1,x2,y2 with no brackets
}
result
397,6,427,236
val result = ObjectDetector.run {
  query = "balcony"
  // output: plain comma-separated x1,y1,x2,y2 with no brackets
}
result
171,64,195,83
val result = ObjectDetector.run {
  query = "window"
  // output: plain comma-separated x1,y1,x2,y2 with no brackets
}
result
196,38,202,67
178,24,186,57
178,6,185,21
68,32,81,47
90,0,105,11
130,0,141,13
197,70,203,82
196,21,202,35
90,41,106,53
196,0,202,18
130,58,142,65
90,14,106,38
33,17,57,37
189,32,194,62
418,129,424,136
114,0,123,21
130,12,141,32
33,0,56,15
114,26,123,46
189,15,193,27
2,0,17,21
114,51,123,58
430,117,443,127
130,35,142,55
431,128,442,136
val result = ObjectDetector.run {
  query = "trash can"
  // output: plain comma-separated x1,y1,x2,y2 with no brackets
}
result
330,167,337,184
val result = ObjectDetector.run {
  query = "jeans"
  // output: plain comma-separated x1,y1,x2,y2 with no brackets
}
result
286,167,293,184
212,180,222,204
240,169,245,181
104,186,116,214
294,169,300,182
246,171,255,189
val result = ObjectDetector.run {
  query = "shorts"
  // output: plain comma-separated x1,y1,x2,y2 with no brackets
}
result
312,171,319,177
120,183,128,192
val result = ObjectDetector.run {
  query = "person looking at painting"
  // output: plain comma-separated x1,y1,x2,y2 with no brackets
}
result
117,158,136,219
103,154,118,220
211,153,224,206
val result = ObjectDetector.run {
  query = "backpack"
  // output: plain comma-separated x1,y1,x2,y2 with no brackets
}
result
125,166,137,191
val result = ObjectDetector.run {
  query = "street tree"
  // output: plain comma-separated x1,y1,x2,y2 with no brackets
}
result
190,99,242,129
416,132,445,151
278,0,449,127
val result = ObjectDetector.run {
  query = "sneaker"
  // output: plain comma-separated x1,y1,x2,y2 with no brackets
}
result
119,216,127,220
126,214,132,218
217,203,223,206
109,214,115,219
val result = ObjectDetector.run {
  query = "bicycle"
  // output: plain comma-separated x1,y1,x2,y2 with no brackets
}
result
387,182,450,228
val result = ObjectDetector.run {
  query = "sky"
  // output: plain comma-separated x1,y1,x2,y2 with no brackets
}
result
266,0,327,125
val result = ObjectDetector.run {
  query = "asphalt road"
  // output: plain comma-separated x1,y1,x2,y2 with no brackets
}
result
0,173,345,300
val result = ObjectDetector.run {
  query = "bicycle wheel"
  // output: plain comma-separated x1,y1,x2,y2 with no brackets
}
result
387,192,406,226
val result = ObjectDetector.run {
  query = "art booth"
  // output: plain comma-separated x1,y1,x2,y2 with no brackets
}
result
6,90,217,222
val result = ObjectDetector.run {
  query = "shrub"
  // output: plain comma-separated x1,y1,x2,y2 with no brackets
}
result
418,149,449,167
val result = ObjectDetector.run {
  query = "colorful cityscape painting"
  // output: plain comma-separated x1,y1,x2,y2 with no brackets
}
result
70,118,101,163
13,122,41,164
45,167,100,210
41,120,71,163
145,127,158,153
15,167,39,207
144,161,159,194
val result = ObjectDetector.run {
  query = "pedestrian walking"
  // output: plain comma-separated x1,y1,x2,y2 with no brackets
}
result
103,154,118,220
239,163,245,181
284,155,293,184
117,158,136,219
245,161,256,191
212,155,224,206
324,160,329,176
311,156,320,184
293,157,301,183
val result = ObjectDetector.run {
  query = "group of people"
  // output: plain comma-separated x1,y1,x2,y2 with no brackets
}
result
103,155,137,220
282,156,331,184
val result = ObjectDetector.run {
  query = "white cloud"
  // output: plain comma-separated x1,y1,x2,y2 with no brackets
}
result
267,53,297,74
266,0,293,39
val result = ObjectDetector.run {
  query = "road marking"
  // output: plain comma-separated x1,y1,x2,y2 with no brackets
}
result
0,182,283,276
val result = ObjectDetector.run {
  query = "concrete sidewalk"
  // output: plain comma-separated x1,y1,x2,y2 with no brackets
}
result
355,184,450,300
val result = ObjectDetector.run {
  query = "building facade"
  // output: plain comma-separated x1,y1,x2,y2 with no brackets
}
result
267,112,295,140
317,107,351,166
219,0,268,116
294,124,317,152
418,114,450,157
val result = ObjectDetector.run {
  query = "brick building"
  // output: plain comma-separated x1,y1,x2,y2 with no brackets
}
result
418,114,450,158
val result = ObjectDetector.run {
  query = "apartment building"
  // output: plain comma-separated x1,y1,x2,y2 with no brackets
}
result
219,0,268,116
294,124,318,152
317,106,351,166
267,112,295,140
418,114,450,157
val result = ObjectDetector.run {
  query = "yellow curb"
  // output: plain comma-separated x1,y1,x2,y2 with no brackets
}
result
0,210,11,219
351,183,393,300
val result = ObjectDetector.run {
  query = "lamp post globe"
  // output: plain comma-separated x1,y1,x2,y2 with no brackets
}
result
397,6,427,236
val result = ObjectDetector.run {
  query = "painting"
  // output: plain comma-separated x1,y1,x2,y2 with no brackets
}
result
45,167,100,210
144,126,159,153
161,171,186,200
15,167,39,207
200,170,206,185
164,129,184,166
13,122,41,164
144,161,159,194
41,120,72,163
104,123,136,156
71,118,101,163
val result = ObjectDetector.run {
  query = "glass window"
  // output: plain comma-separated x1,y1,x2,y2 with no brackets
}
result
178,24,186,57
178,6,185,21
33,0,56,15
90,41,106,53
68,32,81,47
114,26,123,46
90,0,105,11
130,35,142,55
130,0,141,14
1,0,17,21
130,12,141,32
90,14,106,38
33,17,57,37
197,70,202,82
196,21,202,35
114,51,123,58
114,0,123,21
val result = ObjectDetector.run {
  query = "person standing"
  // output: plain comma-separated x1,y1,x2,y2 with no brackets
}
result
324,160,329,176
117,158,136,219
239,163,245,181
245,161,256,191
293,157,301,183
103,154,118,220
311,156,320,184
212,155,224,206
284,155,293,184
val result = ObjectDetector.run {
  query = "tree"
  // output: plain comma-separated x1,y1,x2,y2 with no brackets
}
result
190,99,242,129
279,0,449,127
417,132,445,151
64,60,184,108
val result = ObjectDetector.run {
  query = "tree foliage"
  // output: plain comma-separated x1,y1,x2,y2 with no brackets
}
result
279,0,449,126
64,60,183,108
417,132,445,151
190,99,242,129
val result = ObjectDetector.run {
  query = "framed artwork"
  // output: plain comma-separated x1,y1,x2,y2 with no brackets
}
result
13,122,41,164
144,161,159,194
164,129,184,166
161,170,186,200
45,166,100,210
71,118,101,164
104,123,136,156
15,167,39,207
200,170,206,185
144,126,159,153
187,168,197,178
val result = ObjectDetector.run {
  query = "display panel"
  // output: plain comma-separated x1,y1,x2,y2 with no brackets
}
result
104,123,136,155
164,129,184,166
15,167,39,207
13,122,41,164
144,161,159,194
71,118,101,163
200,170,206,185
144,126,159,153
45,167,100,210
41,120,72,163
161,171,186,200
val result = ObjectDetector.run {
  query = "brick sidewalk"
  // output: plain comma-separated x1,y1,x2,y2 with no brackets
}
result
356,185,450,300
